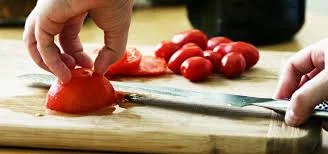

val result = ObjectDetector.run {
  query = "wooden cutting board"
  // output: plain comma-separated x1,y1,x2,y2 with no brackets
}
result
0,40,322,154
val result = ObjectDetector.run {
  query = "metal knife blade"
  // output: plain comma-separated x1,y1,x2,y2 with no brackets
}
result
17,74,328,119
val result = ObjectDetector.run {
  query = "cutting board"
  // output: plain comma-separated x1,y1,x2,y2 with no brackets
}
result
0,40,322,154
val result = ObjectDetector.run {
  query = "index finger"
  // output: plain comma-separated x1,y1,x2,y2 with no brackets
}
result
274,43,326,99
34,13,71,83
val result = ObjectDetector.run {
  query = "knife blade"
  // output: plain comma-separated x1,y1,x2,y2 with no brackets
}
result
17,74,328,119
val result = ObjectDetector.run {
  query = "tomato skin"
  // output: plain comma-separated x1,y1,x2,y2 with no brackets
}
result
154,41,178,62
207,37,232,50
171,29,208,50
181,43,199,49
46,68,117,114
106,48,142,76
203,50,223,73
213,43,230,56
220,52,246,79
168,46,204,74
214,42,259,69
181,57,213,82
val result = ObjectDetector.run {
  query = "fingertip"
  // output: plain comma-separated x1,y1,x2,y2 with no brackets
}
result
60,53,76,69
74,52,94,69
94,46,121,76
273,91,283,99
57,69,72,84
285,108,303,126
94,57,107,75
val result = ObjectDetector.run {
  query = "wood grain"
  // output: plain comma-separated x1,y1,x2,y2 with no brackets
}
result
0,40,322,154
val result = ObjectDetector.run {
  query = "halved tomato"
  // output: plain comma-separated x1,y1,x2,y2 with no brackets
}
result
46,68,117,114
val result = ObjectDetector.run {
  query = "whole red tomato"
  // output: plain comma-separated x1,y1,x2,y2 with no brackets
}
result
214,42,259,69
213,43,230,56
168,46,203,74
207,37,232,50
46,68,117,114
203,50,224,73
181,57,213,82
154,41,178,62
171,29,208,50
220,52,246,79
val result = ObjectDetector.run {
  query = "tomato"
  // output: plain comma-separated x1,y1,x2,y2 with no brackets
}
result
203,50,223,73
171,29,208,50
181,43,199,49
229,42,259,69
46,68,117,114
220,52,246,79
133,56,167,76
106,48,142,76
154,41,178,62
181,57,213,82
207,37,232,50
213,43,230,56
214,42,259,69
168,46,204,74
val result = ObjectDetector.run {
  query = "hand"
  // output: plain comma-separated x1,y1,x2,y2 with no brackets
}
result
274,38,328,130
23,0,134,83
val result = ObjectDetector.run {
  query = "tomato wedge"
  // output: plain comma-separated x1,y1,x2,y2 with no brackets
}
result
106,49,167,78
134,56,167,75
106,48,142,76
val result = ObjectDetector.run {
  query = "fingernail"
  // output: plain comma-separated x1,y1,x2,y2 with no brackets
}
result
285,109,301,126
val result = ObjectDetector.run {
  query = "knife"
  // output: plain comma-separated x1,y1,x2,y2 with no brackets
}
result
17,74,328,119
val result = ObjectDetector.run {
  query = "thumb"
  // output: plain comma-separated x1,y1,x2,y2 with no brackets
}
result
285,70,328,126
90,0,134,75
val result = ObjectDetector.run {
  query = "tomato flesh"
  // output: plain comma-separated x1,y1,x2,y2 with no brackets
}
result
106,49,167,78
46,68,117,114
133,56,167,76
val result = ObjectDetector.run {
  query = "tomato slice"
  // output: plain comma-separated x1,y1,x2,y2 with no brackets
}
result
134,56,167,75
106,49,167,78
106,48,142,76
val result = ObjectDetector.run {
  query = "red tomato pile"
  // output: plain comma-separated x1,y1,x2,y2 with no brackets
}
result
155,29,260,81
105,29,259,82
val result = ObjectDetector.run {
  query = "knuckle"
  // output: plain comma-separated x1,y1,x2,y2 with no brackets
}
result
290,91,309,116
43,58,63,70
34,58,44,67
291,91,306,106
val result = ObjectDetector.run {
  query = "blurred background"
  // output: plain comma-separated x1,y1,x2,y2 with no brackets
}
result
0,0,327,51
